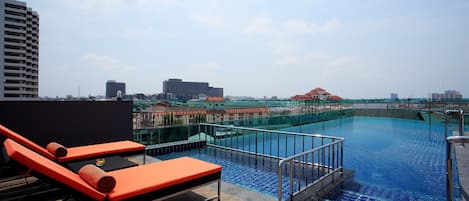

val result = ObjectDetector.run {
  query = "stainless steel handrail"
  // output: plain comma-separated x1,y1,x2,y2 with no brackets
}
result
200,123,341,160
447,136,469,143
199,123,344,200
279,140,344,161
445,108,467,201
277,139,344,201
446,136,469,201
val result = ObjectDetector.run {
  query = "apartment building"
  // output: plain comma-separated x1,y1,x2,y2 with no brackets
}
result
0,0,39,100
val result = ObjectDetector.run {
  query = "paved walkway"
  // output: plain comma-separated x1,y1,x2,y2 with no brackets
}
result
455,142,469,201
166,181,276,201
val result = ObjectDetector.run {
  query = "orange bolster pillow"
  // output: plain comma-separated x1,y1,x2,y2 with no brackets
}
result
78,164,116,193
46,142,68,157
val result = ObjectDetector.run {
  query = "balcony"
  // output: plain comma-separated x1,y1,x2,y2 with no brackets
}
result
4,27,27,34
3,62,25,68
4,20,26,27
4,6,26,14
4,42,26,47
4,55,25,61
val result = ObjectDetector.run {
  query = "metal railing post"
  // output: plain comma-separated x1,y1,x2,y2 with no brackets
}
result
446,141,453,201
198,124,201,141
285,134,288,158
289,160,294,201
293,135,296,155
158,129,161,144
255,131,258,155
445,113,449,138
187,125,190,141
340,141,344,175
203,125,206,142
278,164,283,201
277,133,280,158
459,109,464,137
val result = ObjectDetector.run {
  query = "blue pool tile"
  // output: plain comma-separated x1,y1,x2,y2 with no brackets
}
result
157,117,453,200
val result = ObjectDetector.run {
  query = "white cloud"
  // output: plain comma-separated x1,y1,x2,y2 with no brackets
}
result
330,56,361,67
282,19,341,35
274,55,302,65
273,51,330,66
272,51,372,83
194,62,220,70
77,0,128,16
243,15,277,35
268,43,302,55
191,14,224,29
121,25,160,40
81,53,136,72
317,55,374,83
321,19,341,32
244,15,341,36
303,52,330,62
74,0,180,17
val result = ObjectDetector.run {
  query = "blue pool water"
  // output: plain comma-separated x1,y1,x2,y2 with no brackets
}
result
157,117,464,200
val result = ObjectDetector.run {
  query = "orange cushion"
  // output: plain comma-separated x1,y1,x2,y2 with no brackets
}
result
0,124,55,160
3,139,106,200
78,164,116,193
58,140,145,162
46,142,68,157
107,157,222,201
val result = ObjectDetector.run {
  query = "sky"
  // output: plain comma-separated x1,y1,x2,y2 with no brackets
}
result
24,0,469,99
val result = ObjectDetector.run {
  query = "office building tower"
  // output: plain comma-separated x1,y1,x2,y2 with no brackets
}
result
162,78,223,101
106,80,126,99
0,0,39,100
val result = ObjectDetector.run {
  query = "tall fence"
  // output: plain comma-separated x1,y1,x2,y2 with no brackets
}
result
133,110,351,145
134,124,200,145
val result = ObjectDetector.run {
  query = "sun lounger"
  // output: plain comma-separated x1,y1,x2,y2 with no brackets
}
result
2,139,222,201
0,124,145,163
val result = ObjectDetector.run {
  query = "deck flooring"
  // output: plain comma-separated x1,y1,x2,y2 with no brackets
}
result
454,132,469,201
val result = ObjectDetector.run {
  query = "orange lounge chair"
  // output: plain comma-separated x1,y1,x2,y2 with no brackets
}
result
0,124,145,163
3,139,222,201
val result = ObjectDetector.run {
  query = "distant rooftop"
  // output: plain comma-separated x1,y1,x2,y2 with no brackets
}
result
291,87,342,101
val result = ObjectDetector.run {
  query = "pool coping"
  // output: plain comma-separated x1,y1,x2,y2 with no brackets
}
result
129,153,277,200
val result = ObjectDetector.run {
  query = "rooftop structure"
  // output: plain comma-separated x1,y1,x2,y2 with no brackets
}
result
291,88,342,101
0,0,39,100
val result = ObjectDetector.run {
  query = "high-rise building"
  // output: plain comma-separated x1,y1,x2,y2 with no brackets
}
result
0,0,39,100
162,78,223,101
390,93,398,101
106,80,126,99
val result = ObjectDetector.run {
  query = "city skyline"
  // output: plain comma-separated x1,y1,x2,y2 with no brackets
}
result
25,0,469,99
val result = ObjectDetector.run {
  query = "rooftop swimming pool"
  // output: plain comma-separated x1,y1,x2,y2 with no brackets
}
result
157,116,464,200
